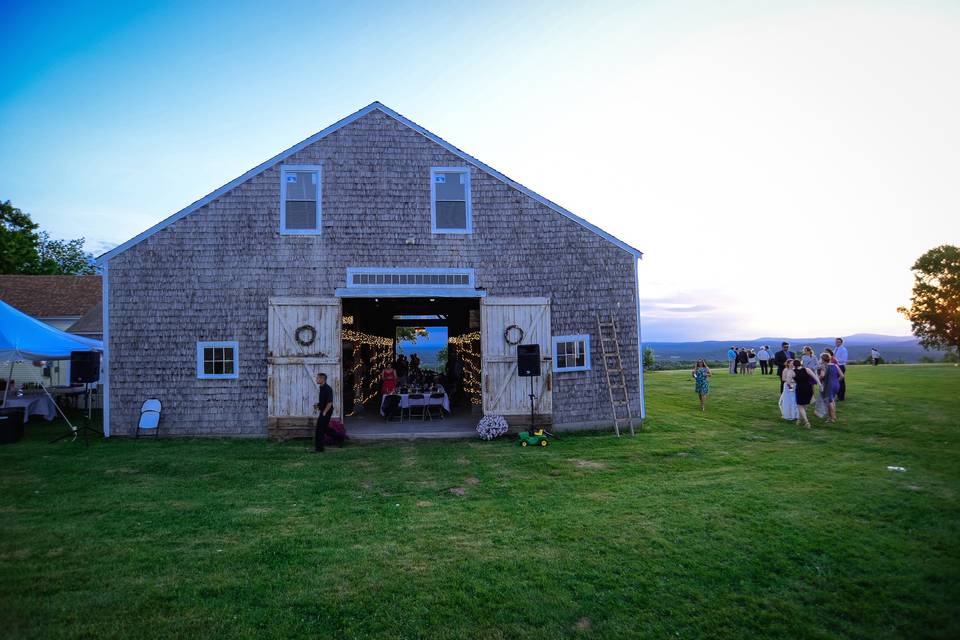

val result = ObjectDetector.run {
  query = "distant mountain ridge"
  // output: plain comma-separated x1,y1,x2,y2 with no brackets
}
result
645,334,945,364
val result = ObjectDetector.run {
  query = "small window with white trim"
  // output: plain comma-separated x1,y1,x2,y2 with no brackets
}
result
197,341,239,379
553,335,591,372
431,167,472,233
280,165,321,234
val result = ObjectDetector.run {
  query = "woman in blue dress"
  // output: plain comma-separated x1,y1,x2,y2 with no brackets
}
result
692,358,712,411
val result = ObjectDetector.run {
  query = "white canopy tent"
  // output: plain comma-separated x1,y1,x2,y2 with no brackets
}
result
1,300,103,437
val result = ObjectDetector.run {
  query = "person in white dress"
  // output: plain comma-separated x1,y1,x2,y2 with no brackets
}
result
779,363,798,420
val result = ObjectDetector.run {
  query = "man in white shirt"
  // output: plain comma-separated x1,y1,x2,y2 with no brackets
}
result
756,346,771,375
835,338,849,401
870,347,880,366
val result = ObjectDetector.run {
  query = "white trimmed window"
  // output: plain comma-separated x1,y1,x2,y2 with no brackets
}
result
431,167,472,233
553,335,591,372
197,341,239,379
280,165,322,234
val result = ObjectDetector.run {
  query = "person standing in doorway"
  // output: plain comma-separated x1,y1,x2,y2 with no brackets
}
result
381,361,397,395
395,354,409,385
757,345,771,375
774,342,795,393
313,373,339,452
727,346,737,374
834,338,848,401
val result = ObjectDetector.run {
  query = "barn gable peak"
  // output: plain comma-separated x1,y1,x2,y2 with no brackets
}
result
97,101,642,264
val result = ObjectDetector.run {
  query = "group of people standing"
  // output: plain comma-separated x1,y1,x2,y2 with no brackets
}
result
777,339,847,427
727,345,782,375
727,346,758,374
693,338,850,426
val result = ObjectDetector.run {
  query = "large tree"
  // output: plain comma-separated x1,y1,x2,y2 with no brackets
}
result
0,200,96,274
898,244,960,357
0,200,40,273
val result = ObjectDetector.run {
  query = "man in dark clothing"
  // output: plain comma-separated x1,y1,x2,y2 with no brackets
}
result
313,373,339,452
773,342,795,392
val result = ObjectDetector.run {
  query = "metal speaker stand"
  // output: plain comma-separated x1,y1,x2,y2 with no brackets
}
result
49,385,102,446
527,373,558,440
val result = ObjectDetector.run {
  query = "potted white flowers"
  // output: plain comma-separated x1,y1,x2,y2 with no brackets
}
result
476,414,508,441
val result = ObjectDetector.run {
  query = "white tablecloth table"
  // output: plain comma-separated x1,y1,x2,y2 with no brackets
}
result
380,390,450,416
2,394,57,422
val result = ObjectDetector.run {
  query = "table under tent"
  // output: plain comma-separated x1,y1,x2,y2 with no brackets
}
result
0,300,103,444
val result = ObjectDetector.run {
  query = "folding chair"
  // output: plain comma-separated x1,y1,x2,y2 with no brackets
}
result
426,392,445,421
407,393,427,421
136,399,162,438
383,394,403,422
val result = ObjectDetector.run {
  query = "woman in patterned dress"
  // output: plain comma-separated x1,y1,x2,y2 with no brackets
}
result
692,358,712,411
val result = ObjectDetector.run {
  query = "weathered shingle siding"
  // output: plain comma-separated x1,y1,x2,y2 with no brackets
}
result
108,110,640,436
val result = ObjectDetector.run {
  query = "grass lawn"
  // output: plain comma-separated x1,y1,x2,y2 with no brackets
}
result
1,365,959,639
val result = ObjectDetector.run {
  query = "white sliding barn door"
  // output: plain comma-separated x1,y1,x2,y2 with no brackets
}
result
481,297,552,423
267,297,341,427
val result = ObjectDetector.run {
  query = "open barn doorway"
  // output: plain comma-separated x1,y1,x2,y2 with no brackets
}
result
340,297,481,438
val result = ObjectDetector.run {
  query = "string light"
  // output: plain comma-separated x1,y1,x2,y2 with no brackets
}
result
342,328,484,409
450,331,482,405
342,326,394,408
342,329,393,347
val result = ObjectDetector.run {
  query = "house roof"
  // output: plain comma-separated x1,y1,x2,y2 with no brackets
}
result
97,102,642,265
0,275,102,319
67,301,103,335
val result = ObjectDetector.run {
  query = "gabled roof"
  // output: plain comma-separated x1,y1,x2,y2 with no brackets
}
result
97,102,642,264
67,301,103,335
0,275,102,318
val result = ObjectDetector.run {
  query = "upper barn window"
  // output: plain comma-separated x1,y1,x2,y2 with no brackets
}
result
280,165,322,234
431,167,472,234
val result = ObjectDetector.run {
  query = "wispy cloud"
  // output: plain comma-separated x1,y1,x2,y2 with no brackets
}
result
646,303,717,314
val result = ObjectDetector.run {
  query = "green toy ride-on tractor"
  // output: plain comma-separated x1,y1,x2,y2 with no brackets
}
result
518,429,549,447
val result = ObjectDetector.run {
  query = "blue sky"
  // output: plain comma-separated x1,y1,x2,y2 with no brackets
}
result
2,1,958,340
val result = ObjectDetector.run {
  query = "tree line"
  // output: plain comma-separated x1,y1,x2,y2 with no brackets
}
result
0,200,96,275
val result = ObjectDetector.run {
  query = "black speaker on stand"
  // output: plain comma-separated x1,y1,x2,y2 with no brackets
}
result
517,344,557,440
517,344,541,377
70,351,100,385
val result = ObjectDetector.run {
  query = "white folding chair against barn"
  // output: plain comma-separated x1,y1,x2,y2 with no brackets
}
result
136,399,162,438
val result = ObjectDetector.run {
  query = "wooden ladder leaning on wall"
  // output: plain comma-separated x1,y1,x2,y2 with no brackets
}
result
596,313,636,436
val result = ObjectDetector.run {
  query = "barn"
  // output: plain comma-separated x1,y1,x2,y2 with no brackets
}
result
96,102,644,439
